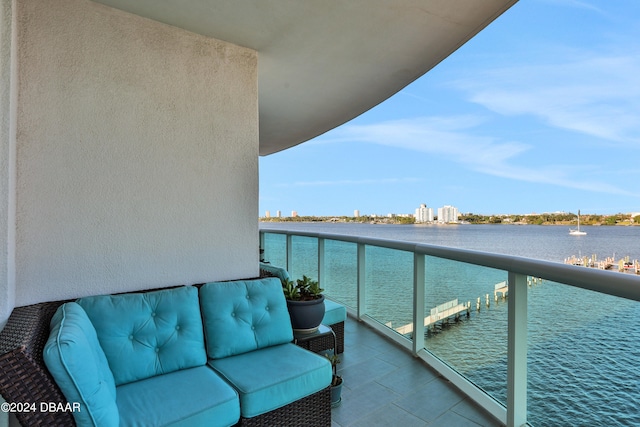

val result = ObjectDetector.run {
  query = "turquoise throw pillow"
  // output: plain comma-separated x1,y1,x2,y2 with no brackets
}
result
200,278,293,359
77,286,207,386
43,302,119,427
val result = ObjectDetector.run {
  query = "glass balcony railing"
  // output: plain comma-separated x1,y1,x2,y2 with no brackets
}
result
260,229,640,427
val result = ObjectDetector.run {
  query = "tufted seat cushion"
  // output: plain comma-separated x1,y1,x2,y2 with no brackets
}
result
117,365,239,427
77,286,207,385
199,278,293,359
208,343,331,418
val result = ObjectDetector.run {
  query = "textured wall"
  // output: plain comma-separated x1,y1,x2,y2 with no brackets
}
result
0,0,16,332
12,0,258,307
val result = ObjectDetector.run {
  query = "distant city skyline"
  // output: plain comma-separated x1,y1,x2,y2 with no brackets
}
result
262,205,640,219
259,1,640,217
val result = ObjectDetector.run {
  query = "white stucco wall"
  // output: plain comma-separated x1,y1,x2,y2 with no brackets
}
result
8,0,258,310
0,0,16,333
0,4,15,425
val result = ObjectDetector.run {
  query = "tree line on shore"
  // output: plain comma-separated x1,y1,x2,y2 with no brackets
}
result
460,212,639,225
260,212,640,226
260,215,415,224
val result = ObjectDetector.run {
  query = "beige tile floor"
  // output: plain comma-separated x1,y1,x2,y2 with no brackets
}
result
330,317,504,427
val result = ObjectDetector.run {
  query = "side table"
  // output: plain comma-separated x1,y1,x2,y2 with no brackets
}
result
293,324,337,354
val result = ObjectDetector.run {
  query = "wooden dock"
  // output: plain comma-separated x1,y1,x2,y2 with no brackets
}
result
565,254,639,274
388,278,545,336
494,281,508,300
391,299,469,335
619,257,640,274
492,278,543,303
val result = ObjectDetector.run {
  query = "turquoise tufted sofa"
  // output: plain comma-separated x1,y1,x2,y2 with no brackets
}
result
38,278,332,427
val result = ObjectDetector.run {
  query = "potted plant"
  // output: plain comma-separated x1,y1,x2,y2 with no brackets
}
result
325,353,343,407
283,275,325,333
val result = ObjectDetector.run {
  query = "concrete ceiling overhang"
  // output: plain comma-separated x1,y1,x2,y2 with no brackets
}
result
92,1,518,155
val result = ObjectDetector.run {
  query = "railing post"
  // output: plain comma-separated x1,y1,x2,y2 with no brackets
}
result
413,253,425,355
286,234,292,273
507,272,527,427
318,237,325,288
357,242,366,319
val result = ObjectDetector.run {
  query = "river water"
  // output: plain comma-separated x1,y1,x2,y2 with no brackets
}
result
261,222,640,427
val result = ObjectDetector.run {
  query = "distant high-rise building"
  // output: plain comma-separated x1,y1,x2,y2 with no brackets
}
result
354,209,360,217
437,205,459,223
414,203,434,223
265,210,271,218
276,210,281,218
291,211,298,217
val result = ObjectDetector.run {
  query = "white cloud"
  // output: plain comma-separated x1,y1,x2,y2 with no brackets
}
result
336,115,531,166
455,51,640,145
278,177,422,187
536,0,604,13
474,162,629,195
322,115,637,197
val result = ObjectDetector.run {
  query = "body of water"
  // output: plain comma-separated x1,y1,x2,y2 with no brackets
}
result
261,222,640,427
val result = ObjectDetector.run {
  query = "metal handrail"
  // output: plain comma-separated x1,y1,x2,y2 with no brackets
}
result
260,228,640,302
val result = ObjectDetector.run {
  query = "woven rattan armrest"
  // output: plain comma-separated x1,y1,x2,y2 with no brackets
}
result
0,300,75,427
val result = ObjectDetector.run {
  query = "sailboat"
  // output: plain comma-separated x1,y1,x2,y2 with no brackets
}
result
569,210,587,235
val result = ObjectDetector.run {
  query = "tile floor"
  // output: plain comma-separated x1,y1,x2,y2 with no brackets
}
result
331,317,504,427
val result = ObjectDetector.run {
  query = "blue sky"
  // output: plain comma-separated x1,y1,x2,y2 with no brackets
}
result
259,0,640,217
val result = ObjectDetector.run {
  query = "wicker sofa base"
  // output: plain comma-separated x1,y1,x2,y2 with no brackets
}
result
0,301,74,427
238,386,331,427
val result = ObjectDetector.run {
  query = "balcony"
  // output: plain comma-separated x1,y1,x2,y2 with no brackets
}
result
333,316,501,426
260,228,640,427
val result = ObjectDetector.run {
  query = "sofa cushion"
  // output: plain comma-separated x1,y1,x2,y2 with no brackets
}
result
208,343,331,418
43,302,119,427
200,278,293,359
77,286,206,385
117,365,239,427
322,299,347,325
